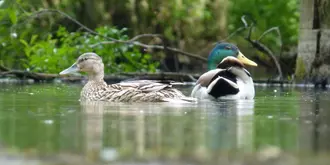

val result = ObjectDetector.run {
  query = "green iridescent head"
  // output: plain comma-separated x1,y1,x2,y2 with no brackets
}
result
207,42,257,70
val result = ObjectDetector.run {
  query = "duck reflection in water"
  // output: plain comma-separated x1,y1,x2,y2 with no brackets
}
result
80,99,254,163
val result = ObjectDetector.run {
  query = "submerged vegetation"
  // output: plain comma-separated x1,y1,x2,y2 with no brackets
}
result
0,0,299,76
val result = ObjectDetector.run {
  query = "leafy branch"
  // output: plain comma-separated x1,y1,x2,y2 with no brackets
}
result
12,9,207,62
3,9,284,82
221,15,283,81
12,9,283,77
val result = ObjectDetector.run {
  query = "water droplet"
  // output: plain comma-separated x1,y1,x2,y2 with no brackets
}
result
43,120,54,125
267,115,273,119
11,33,17,38
29,93,34,95
273,89,277,93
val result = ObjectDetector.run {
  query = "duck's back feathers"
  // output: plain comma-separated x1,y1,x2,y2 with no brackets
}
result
195,68,237,88
192,69,240,99
191,67,254,100
207,76,239,98
196,69,223,86
81,80,196,103
119,80,172,92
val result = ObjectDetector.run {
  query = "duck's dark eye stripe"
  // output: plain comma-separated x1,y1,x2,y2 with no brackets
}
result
79,58,87,62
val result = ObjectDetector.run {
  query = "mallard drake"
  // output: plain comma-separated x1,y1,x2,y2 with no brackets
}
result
191,43,258,100
59,52,196,103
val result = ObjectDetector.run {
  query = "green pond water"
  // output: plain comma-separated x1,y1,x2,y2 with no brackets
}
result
0,83,330,165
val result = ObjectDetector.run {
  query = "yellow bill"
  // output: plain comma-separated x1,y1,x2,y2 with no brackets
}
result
237,51,258,67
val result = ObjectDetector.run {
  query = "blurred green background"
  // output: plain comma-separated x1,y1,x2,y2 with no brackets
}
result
0,0,299,76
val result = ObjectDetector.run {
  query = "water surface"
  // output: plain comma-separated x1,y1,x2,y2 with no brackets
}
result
0,83,330,165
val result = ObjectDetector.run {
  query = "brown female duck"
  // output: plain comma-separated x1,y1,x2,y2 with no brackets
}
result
59,53,195,102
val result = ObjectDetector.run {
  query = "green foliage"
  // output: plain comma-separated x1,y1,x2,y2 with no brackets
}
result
0,2,158,73
18,26,158,73
0,0,300,74
228,0,299,51
0,1,158,73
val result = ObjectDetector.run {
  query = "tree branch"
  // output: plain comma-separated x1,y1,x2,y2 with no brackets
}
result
247,40,283,80
257,26,283,58
0,69,58,81
221,15,283,81
220,27,246,42
0,64,200,82
127,34,163,42
0,65,10,72
0,64,289,84
11,9,119,42
90,41,207,61
13,9,207,62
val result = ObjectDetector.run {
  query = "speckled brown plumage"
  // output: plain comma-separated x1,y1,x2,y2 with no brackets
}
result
80,80,190,102
60,53,196,103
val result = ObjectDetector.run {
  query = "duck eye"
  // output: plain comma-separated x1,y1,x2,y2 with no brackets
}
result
80,58,87,62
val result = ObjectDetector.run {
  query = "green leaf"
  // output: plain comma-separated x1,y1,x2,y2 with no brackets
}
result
19,39,29,47
8,8,17,24
30,35,38,45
